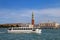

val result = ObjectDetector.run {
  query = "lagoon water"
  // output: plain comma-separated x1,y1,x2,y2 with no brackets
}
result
0,28,60,40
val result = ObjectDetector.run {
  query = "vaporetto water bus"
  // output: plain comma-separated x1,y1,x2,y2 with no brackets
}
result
8,27,41,33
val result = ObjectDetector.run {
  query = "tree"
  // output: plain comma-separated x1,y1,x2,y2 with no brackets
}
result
16,24,19,27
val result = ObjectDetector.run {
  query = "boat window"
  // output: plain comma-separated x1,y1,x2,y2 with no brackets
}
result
13,28,33,30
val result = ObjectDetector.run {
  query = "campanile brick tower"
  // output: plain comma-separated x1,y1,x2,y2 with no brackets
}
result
32,12,34,27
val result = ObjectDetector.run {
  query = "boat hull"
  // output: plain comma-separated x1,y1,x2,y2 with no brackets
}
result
8,30,35,33
8,29,42,33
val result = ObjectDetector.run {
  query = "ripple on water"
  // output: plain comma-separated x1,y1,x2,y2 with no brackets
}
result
0,28,60,40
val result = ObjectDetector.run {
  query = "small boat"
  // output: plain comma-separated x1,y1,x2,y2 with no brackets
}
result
8,27,42,33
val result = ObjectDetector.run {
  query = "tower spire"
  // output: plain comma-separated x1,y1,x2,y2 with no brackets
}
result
32,11,34,19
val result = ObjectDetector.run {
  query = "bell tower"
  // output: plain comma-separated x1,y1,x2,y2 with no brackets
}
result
32,11,34,27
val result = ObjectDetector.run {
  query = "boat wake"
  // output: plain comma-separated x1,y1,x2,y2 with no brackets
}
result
36,29,42,33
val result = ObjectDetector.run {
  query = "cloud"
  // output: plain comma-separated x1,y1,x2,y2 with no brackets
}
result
0,8,60,24
34,8,60,17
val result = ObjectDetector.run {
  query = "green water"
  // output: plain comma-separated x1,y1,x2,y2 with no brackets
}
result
0,28,60,40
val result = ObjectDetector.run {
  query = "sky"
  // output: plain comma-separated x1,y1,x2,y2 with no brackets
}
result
0,0,60,24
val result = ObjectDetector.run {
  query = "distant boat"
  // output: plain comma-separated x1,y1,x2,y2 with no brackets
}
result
8,27,42,33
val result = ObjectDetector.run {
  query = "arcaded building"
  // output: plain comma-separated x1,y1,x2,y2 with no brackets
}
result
39,22,59,28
